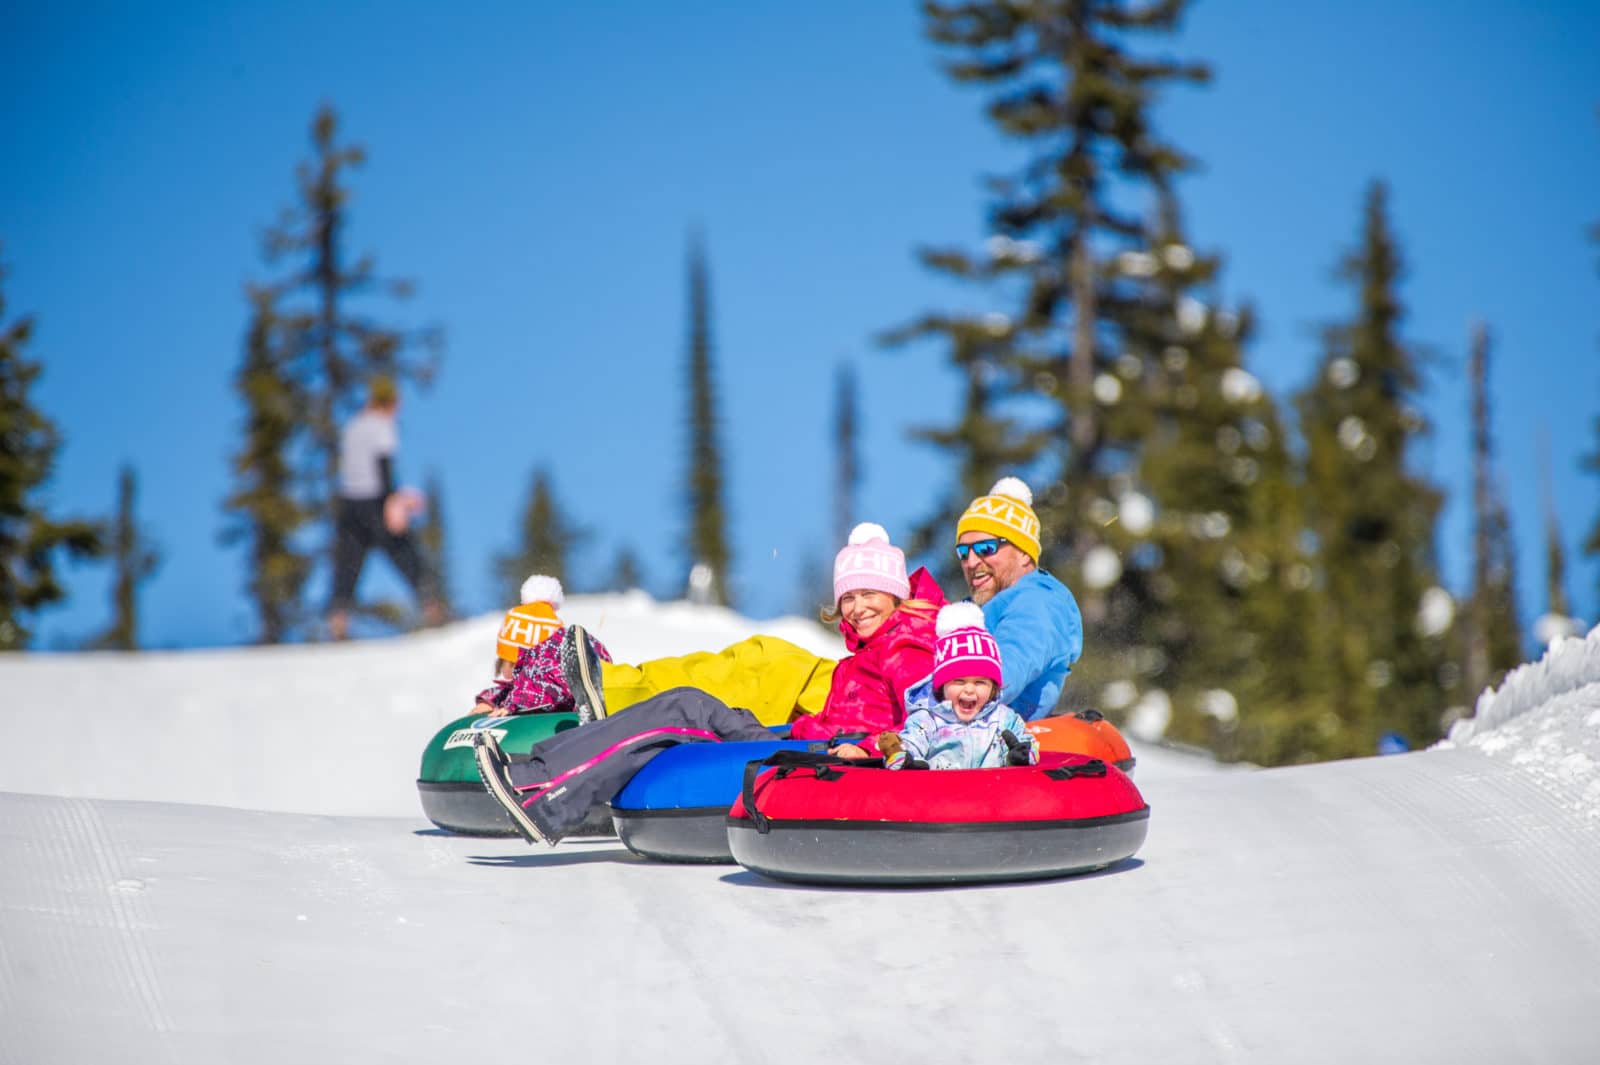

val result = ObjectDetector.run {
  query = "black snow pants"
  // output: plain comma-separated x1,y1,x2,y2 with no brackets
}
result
504,686,774,840
328,497,433,611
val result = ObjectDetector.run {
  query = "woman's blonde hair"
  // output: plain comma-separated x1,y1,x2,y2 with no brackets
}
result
819,596,938,628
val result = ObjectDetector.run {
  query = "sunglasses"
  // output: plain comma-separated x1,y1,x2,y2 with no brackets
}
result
955,537,1008,561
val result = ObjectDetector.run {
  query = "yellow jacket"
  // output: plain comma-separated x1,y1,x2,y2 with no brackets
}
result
599,635,836,726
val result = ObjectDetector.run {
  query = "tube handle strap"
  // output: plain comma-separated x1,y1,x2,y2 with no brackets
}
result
740,750,875,834
1044,758,1109,781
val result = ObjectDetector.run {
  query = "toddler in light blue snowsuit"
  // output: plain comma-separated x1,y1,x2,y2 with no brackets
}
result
882,603,1038,770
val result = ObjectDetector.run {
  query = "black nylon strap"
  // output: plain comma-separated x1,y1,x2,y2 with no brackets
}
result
1043,758,1109,780
740,756,774,834
739,750,880,834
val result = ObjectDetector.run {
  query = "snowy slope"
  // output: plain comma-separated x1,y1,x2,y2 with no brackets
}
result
2,603,1598,1065
0,591,847,816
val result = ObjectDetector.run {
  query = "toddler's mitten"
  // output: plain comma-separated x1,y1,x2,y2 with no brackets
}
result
1001,729,1034,767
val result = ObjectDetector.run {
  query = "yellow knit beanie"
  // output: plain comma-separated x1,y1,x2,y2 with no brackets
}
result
956,477,1041,563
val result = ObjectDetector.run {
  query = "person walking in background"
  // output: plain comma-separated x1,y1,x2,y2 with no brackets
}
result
326,376,443,640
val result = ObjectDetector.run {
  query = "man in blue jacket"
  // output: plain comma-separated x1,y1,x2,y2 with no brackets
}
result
905,476,1084,720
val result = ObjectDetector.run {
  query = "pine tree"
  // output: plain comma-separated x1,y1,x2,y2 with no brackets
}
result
92,465,160,650
1585,183,1600,614
1533,430,1585,648
1462,322,1523,697
0,252,104,650
258,105,442,569
894,0,1208,610
1293,182,1451,756
222,288,314,644
794,547,835,628
833,363,860,551
1477,494,1523,681
1545,502,1572,628
495,468,583,600
610,545,646,594
1103,197,1323,763
418,472,453,619
883,314,1045,584
683,233,733,606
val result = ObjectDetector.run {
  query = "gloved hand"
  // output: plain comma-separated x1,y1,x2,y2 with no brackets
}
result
1001,729,1034,767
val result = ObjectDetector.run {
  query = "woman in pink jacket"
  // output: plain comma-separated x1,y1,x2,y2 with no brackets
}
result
472,523,945,846
788,525,944,757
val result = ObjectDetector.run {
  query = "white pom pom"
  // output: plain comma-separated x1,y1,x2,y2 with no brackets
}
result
848,521,891,546
989,476,1033,505
520,574,564,608
936,601,987,637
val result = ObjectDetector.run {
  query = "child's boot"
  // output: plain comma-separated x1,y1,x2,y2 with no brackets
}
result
560,625,608,724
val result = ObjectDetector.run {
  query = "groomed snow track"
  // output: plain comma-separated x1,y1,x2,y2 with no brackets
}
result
2,605,1597,1064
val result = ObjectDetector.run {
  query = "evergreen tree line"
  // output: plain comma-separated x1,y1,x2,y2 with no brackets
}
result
226,107,721,634
0,15,1595,775
0,252,158,650
891,0,1594,764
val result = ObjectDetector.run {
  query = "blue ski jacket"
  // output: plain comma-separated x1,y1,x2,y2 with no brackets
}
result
904,569,1083,720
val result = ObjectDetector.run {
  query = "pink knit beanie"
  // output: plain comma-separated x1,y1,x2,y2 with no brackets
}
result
932,602,1003,696
833,522,911,602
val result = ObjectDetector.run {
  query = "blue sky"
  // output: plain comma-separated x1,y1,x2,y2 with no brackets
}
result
4,0,1597,649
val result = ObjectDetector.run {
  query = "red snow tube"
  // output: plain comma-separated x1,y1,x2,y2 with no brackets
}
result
726,751,1149,886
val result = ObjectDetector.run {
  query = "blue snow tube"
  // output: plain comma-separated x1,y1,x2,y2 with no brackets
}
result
610,736,830,863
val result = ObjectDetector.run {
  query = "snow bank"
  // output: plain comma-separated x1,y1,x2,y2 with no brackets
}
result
0,592,844,817
1439,623,1600,819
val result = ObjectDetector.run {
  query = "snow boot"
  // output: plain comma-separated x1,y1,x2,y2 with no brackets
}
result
561,624,608,724
473,732,554,847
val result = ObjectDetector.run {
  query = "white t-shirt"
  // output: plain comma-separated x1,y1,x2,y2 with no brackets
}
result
338,409,399,500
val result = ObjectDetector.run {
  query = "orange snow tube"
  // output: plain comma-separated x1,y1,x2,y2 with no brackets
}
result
1027,709,1135,773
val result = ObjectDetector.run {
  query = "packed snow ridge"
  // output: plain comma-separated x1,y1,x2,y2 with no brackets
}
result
1439,623,1600,820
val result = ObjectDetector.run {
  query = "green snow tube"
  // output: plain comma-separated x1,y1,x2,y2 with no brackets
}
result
416,711,614,837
